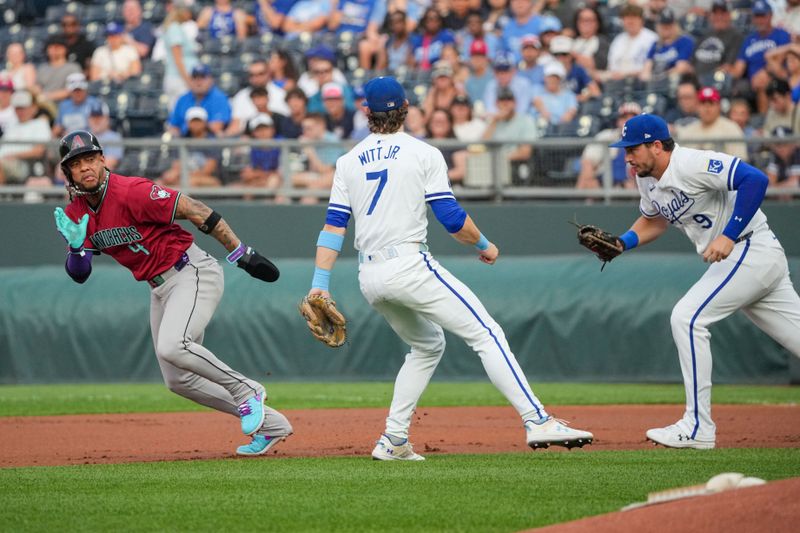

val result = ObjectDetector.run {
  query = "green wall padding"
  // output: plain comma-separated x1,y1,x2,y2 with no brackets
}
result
1,255,796,384
4,202,799,267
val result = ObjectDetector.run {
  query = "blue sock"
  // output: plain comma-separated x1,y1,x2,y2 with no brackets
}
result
384,433,407,445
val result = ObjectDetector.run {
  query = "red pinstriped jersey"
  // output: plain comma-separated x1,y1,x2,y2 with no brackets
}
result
64,173,194,281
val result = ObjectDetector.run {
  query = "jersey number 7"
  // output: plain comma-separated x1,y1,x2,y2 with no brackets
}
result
366,169,388,215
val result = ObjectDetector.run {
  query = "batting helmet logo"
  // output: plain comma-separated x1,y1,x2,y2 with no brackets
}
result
71,135,86,150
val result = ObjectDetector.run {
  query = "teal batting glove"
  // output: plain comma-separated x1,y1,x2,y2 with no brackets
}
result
54,208,89,249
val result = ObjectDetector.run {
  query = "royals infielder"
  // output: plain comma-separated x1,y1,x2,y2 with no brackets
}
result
307,76,593,460
608,114,800,449
53,130,292,456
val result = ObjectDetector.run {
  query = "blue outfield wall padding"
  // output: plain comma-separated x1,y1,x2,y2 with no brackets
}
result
0,254,797,384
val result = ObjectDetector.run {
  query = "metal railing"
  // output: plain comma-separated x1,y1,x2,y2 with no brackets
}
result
1,135,798,203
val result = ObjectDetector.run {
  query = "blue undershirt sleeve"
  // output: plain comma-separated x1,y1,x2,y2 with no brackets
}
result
429,197,467,234
722,160,768,241
325,208,351,228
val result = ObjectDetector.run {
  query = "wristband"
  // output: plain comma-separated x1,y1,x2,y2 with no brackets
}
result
226,242,247,264
69,246,85,256
619,230,639,251
316,230,344,252
311,266,331,291
475,233,490,251
199,211,222,234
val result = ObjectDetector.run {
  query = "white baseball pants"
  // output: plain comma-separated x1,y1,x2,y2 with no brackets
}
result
670,230,800,441
359,250,548,439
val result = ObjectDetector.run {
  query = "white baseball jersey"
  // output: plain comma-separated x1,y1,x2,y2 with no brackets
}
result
636,145,768,254
328,132,452,253
634,145,800,448
327,130,552,440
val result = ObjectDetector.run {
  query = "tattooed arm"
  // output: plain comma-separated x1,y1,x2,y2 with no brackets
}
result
175,194,241,252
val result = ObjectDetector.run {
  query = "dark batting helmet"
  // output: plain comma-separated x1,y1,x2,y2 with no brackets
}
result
59,130,103,176
59,130,107,197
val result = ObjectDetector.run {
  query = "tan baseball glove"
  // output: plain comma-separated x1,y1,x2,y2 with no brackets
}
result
299,295,347,348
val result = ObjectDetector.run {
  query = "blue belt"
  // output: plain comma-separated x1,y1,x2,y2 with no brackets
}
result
148,253,190,288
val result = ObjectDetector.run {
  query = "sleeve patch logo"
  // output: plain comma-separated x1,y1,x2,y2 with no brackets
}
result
707,159,724,174
150,184,171,200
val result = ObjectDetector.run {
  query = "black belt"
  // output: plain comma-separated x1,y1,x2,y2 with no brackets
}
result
735,231,753,243
147,253,190,288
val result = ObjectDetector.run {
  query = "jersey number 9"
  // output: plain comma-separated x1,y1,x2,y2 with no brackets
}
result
693,214,713,229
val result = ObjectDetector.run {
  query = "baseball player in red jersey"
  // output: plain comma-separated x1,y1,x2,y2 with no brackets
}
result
53,130,292,456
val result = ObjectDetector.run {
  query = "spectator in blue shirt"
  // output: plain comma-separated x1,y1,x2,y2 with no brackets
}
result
732,0,792,113
328,0,387,69
550,35,600,103
254,0,297,36
410,8,456,70
282,0,331,40
197,0,248,41
640,8,695,82
458,10,502,62
483,52,535,116
87,101,124,170
239,113,282,189
301,46,356,114
54,73,99,137
168,64,232,136
122,0,156,58
531,61,577,126
517,35,545,88
161,106,222,187
503,0,546,63
382,10,412,71
465,39,494,105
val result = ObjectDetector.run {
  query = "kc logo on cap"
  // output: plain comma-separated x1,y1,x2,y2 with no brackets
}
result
609,114,671,148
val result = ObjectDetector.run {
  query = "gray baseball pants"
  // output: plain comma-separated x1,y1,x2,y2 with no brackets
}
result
149,243,291,436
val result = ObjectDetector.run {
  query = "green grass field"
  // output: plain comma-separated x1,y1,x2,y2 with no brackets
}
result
1,383,799,532
1,382,798,416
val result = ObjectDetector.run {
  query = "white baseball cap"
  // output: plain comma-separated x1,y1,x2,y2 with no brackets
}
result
248,113,274,130
185,106,208,122
66,72,89,91
543,61,567,79
10,90,33,108
549,35,573,55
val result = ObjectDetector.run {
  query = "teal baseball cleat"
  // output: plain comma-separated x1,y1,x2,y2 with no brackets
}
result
237,392,265,436
236,434,289,456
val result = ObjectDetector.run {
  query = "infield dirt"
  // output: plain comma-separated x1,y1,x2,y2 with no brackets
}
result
1,404,798,467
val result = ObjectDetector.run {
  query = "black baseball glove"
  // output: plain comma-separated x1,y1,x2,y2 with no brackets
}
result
573,222,624,270
237,246,279,282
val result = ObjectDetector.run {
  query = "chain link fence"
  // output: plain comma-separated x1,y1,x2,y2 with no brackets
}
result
1,135,798,203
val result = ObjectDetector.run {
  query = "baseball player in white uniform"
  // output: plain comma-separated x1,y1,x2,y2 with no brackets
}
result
306,76,593,460
608,114,800,449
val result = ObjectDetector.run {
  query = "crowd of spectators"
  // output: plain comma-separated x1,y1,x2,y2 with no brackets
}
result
0,0,799,199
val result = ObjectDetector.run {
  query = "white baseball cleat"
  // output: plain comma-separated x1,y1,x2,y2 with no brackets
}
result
371,434,426,461
525,417,594,450
646,423,715,450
